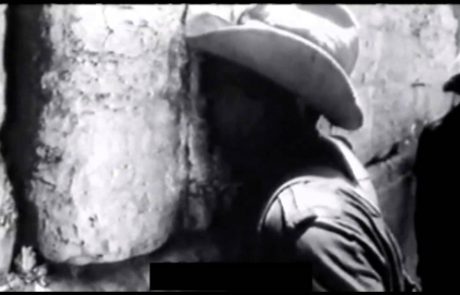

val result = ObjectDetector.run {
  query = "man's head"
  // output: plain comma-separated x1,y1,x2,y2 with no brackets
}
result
201,53,320,177
187,4,364,177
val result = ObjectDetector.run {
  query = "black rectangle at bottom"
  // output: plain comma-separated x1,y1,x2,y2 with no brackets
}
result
149,263,312,292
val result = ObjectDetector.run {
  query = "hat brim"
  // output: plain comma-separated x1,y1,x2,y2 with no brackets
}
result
186,16,363,130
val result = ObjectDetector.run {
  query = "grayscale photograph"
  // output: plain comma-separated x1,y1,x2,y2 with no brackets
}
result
0,3,456,292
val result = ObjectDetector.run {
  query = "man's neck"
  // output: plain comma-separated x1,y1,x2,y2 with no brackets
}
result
239,134,346,191
231,133,348,238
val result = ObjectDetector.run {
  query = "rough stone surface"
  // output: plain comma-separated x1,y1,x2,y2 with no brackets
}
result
332,5,458,164
3,5,190,265
45,233,221,291
0,163,16,279
0,4,18,278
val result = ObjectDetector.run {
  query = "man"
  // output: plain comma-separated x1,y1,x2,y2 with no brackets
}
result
414,73,460,291
186,4,419,292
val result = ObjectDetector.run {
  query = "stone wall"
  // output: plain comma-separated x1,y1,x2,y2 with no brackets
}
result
0,3,458,291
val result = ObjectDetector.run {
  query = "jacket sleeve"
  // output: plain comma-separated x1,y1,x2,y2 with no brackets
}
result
294,223,386,292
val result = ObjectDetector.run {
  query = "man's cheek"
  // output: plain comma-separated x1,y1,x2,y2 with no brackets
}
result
211,91,267,145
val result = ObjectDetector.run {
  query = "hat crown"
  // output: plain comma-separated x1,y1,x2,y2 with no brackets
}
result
238,4,359,75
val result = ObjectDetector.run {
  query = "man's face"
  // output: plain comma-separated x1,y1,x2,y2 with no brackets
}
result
200,54,305,175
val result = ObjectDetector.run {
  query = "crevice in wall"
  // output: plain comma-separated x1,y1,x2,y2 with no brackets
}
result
178,4,231,232
180,3,192,183
0,5,53,267
1,5,25,265
177,3,193,232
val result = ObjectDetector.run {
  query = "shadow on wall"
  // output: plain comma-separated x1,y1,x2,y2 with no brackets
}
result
1,5,53,262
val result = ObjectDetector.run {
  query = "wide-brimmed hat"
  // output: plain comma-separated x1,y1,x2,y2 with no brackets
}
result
185,4,363,130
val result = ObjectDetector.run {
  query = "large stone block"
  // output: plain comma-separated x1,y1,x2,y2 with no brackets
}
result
3,5,189,265
333,5,458,163
43,233,221,291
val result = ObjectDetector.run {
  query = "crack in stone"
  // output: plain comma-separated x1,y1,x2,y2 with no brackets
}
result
178,4,193,230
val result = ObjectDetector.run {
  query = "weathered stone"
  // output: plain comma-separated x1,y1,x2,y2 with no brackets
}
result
0,4,18,279
3,5,189,264
332,5,458,163
44,233,221,291
0,165,16,280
